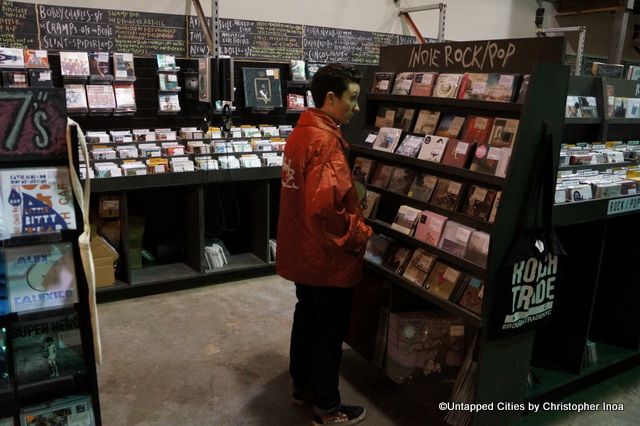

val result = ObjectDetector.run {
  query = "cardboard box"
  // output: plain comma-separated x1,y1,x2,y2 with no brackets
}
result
99,195,120,218
91,235,119,288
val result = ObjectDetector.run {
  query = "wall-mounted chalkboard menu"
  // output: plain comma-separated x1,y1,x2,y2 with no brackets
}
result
0,1,415,65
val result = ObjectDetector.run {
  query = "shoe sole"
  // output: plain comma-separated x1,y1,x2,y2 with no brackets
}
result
312,408,366,426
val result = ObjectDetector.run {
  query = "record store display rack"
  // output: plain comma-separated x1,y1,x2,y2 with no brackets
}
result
0,89,101,424
344,37,570,425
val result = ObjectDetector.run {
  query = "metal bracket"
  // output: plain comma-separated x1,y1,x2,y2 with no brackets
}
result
538,26,586,76
398,2,446,43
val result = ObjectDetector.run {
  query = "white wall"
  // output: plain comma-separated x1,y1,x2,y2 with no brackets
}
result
18,0,542,41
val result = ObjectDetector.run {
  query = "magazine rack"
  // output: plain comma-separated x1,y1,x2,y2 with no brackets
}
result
345,37,569,425
0,88,101,424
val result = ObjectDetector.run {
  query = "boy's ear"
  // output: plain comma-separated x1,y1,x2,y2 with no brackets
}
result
325,91,335,105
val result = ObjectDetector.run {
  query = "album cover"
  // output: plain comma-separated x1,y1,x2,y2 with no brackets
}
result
461,186,497,221
455,275,484,315
0,47,25,68
613,97,628,118
306,63,322,80
591,62,624,78
156,54,178,70
395,135,424,158
0,167,77,237
28,70,53,88
385,311,465,384
578,96,598,118
372,127,402,153
495,147,512,178
290,60,306,81
375,106,397,128
435,114,466,139
242,68,283,108
64,84,88,112
113,52,136,80
516,74,530,103
86,84,116,111
364,234,393,265
393,108,416,132
159,73,180,91
352,157,376,182
407,174,439,202
402,249,436,286
414,211,448,246
24,49,49,69
158,93,181,113
0,326,8,388
113,82,137,112
20,395,94,426
409,72,438,97
2,70,28,88
438,221,474,257
457,73,490,101
425,262,462,300
371,72,396,94
413,110,441,135
88,52,112,81
381,242,412,274
441,140,474,168
12,312,85,385
460,115,493,145
464,231,490,267
287,94,306,110
417,135,448,163
362,191,381,219
391,205,422,235
484,74,517,102
387,168,416,195
59,51,90,77
433,73,463,98
430,179,463,211
565,96,581,118
487,118,519,148
488,191,501,224
369,163,395,189
627,98,640,118
391,72,415,96
469,145,502,175
4,242,78,313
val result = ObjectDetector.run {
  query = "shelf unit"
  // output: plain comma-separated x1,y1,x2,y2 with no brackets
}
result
0,89,101,424
344,36,569,426
529,74,640,404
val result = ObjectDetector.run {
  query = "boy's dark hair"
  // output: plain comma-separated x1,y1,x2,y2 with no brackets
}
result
311,63,361,108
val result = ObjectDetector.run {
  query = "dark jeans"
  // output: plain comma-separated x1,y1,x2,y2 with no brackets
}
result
289,282,354,412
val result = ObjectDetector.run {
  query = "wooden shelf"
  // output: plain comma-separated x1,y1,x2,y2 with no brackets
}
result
87,167,282,192
564,118,603,125
364,260,483,327
553,194,640,227
367,219,488,278
527,343,640,403
607,118,640,125
367,94,523,114
131,262,200,286
368,185,494,233
558,161,637,172
350,145,505,190
204,252,268,274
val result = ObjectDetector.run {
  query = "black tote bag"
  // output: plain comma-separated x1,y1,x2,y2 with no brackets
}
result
489,122,566,338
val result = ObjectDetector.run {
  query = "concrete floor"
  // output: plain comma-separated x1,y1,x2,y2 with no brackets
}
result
96,275,640,425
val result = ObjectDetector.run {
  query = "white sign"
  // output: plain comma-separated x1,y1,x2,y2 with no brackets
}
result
607,195,640,215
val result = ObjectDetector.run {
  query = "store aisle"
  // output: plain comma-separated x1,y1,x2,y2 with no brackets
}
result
96,275,640,425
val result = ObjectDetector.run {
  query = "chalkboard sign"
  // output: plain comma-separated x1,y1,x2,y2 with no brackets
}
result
1,1,415,65
0,1,38,49
379,37,566,75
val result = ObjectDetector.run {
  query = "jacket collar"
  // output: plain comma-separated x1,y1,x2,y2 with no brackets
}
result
297,109,348,149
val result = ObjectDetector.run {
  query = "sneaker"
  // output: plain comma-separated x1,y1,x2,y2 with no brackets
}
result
313,405,366,425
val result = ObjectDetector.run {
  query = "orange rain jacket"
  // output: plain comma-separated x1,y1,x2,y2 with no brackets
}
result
276,109,373,288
